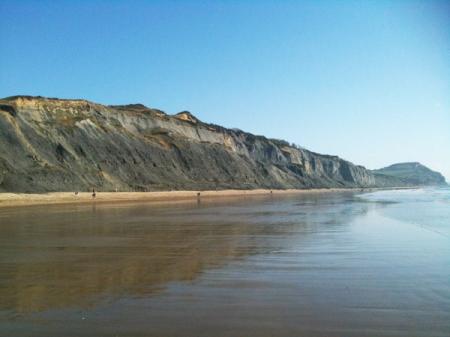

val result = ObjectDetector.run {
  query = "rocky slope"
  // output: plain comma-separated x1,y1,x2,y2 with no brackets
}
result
372,162,447,187
0,96,442,193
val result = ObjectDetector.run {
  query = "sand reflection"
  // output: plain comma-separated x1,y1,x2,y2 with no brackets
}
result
0,192,366,313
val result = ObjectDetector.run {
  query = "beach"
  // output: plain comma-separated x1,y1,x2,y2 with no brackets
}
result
0,188,371,208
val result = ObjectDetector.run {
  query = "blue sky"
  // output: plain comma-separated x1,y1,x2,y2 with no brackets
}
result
1,0,449,180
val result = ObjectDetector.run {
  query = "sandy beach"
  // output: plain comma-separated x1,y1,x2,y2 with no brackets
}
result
0,188,374,208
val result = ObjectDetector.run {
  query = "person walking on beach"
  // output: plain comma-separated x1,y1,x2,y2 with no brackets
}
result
92,188,96,198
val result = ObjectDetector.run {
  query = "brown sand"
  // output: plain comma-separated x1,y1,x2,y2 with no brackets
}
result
0,188,374,208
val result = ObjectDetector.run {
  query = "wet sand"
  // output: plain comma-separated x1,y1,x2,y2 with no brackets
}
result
0,189,449,336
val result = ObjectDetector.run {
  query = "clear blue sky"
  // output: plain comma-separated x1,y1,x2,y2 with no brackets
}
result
1,0,449,180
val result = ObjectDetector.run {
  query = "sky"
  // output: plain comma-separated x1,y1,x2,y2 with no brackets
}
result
1,0,449,180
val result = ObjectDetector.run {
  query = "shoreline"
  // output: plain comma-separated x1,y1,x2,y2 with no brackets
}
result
0,187,416,208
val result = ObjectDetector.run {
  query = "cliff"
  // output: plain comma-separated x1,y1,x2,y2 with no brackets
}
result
0,96,438,193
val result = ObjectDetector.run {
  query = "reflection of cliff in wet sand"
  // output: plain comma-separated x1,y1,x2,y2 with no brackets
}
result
0,192,368,313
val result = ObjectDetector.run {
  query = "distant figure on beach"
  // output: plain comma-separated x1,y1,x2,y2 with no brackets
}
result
75,191,78,196
92,188,96,198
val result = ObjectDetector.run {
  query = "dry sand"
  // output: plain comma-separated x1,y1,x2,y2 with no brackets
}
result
0,188,374,208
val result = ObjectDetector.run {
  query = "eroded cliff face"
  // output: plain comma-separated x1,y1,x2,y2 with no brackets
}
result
0,96,378,192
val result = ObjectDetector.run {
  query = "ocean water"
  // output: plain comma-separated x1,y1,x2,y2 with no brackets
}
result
0,188,449,337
